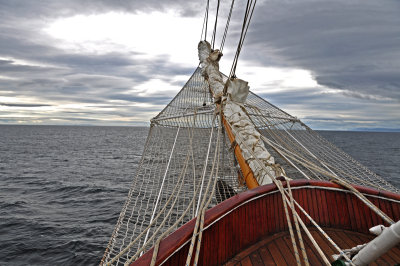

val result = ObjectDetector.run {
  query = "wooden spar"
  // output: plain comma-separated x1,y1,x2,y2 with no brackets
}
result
221,114,260,189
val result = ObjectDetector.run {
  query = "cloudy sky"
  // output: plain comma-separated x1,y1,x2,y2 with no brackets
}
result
0,0,399,130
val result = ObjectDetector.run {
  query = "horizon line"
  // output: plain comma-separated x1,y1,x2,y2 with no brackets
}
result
1,123,399,133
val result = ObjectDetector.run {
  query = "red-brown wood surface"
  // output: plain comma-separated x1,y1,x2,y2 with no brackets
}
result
225,228,400,266
132,180,400,266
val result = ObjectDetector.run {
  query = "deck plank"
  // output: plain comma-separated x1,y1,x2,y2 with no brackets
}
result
301,229,326,265
249,250,264,266
258,246,275,266
240,256,253,266
266,240,287,265
309,230,335,262
225,227,400,265
276,236,297,265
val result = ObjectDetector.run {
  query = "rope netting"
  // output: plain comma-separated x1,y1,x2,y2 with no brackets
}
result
243,93,397,192
101,67,398,265
101,68,243,265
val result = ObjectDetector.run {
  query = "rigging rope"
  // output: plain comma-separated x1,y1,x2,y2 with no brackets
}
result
101,126,154,265
125,112,208,265
259,133,396,225
229,0,257,78
211,0,221,49
194,138,221,266
195,113,217,216
220,0,235,53
277,179,302,266
148,113,209,266
286,179,309,265
142,126,181,246
258,128,386,190
200,0,211,41
281,186,354,265
331,178,394,225
226,117,354,265
186,113,222,265
108,144,189,265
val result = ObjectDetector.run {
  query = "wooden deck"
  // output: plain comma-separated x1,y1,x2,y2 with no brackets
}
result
225,227,400,266
132,180,400,266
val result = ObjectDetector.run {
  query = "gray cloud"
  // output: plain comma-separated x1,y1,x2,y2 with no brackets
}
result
0,0,399,130
242,0,400,100
0,102,52,107
0,0,203,19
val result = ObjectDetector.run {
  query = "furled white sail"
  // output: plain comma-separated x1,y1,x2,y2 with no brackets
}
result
198,40,280,185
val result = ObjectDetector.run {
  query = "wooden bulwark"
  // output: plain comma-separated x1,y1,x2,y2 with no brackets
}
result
132,180,400,266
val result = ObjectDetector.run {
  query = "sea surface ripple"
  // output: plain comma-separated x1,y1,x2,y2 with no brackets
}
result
0,125,399,265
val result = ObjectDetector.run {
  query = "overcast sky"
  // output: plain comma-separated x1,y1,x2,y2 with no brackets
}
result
0,0,399,130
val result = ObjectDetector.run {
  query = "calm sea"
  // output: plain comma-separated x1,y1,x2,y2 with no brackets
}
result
0,125,399,265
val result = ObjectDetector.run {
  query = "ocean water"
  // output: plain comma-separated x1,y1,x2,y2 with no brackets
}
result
0,125,399,265
318,131,400,188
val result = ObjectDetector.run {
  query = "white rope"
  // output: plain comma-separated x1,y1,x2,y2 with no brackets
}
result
264,136,395,225
193,120,222,265
142,126,181,247
286,179,309,265
331,178,394,225
107,145,190,265
232,123,356,264
283,128,338,177
228,123,335,265
276,180,302,266
261,134,384,191
247,102,396,191
188,120,198,219
281,186,354,265
128,111,203,265
195,112,216,216
285,196,331,265
246,126,388,265
186,113,221,265
102,126,155,265
262,135,311,179
125,148,199,264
